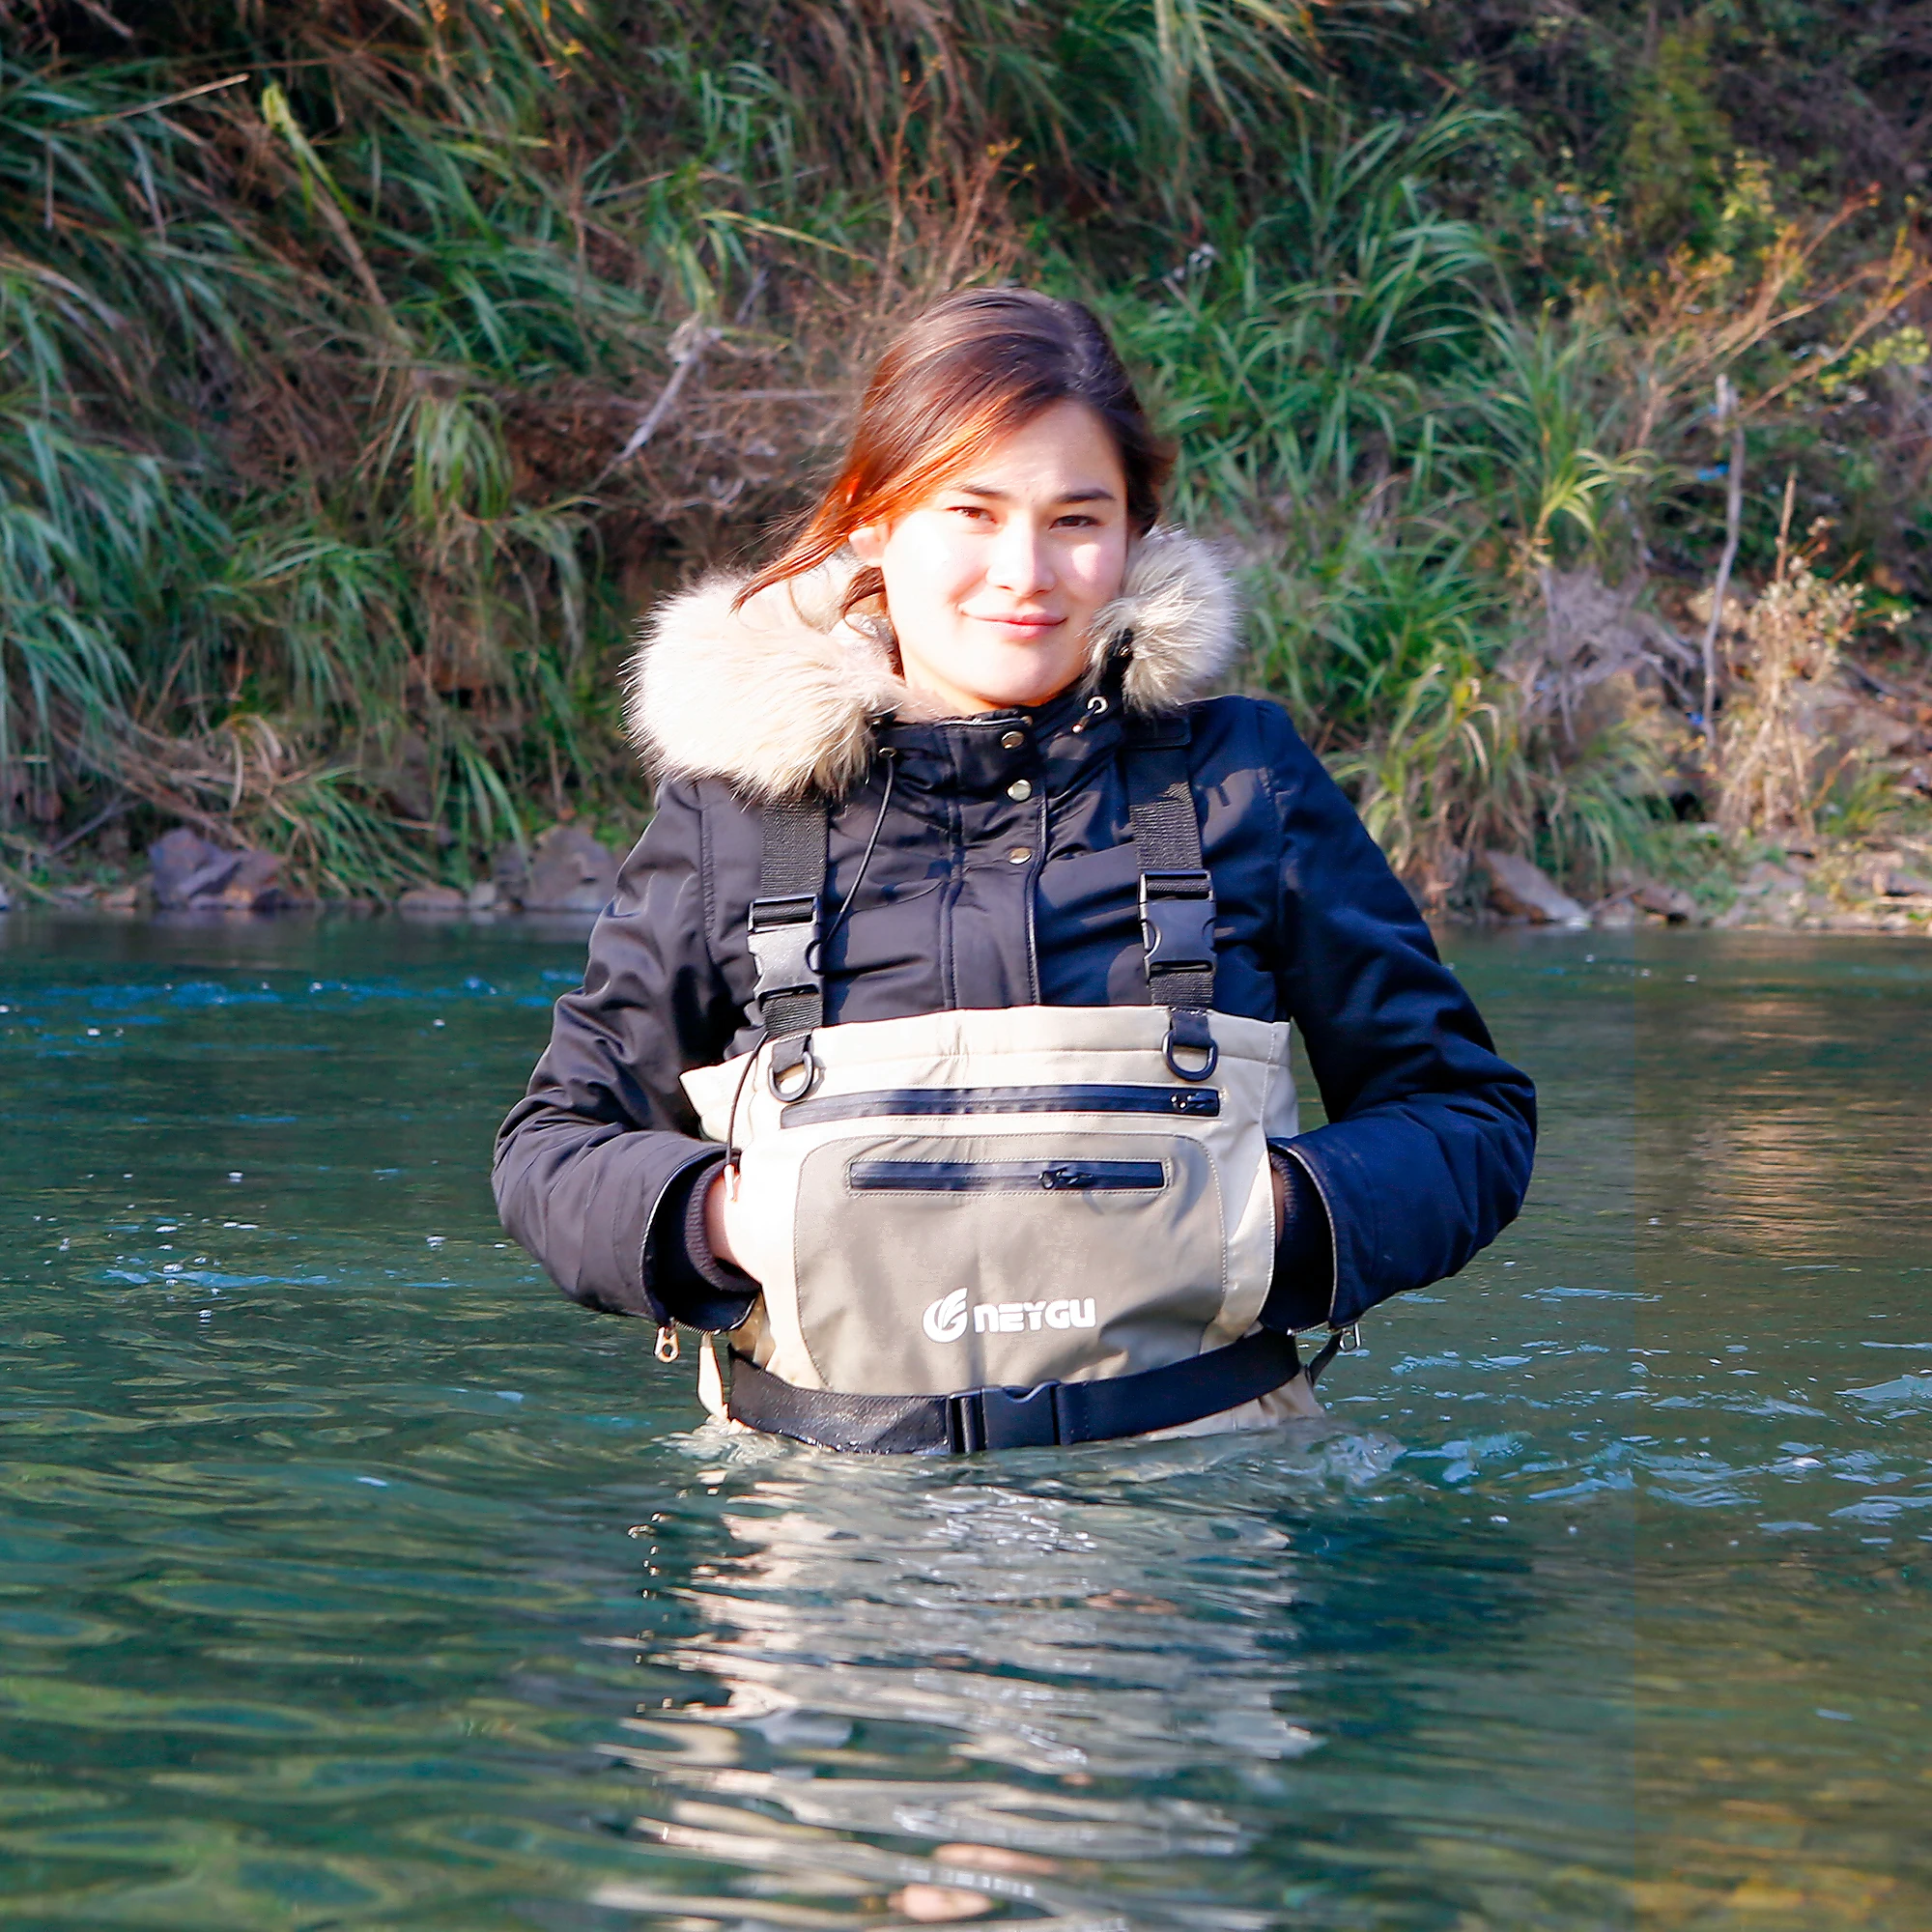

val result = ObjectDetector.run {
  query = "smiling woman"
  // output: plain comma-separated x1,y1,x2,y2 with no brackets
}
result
494,288,1537,1454
734,291,1168,718
854,399,1131,716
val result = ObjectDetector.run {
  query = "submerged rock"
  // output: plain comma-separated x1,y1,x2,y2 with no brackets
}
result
1483,850,1588,926
397,884,467,916
522,824,617,912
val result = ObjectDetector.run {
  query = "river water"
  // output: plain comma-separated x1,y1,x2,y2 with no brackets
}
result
1,912,1926,1929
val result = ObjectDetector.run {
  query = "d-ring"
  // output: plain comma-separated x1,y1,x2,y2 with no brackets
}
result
1163,1030,1219,1082
768,1038,822,1102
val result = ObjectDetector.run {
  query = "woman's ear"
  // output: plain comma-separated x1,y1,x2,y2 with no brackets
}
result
847,522,886,564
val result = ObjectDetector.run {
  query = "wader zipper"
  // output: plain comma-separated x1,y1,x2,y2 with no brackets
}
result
849,1157,1166,1194
782,1083,1220,1127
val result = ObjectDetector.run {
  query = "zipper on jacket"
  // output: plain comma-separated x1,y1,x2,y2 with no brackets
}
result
783,1083,1220,1128
848,1157,1167,1194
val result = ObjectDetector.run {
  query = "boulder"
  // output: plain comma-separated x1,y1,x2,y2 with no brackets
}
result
397,883,467,916
466,879,499,912
218,849,284,910
1882,867,1932,898
522,824,617,912
1741,860,1806,895
1483,850,1588,926
148,829,286,909
370,730,435,823
491,841,528,906
1631,878,1700,923
149,827,240,907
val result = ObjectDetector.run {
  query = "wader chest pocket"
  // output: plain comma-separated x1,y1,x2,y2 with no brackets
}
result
787,1131,1229,1395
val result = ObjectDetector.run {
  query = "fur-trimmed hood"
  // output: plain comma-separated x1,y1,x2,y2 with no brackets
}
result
626,527,1240,801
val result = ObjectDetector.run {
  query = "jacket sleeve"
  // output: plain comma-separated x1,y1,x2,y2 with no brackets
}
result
1259,709,1537,1328
492,780,757,1325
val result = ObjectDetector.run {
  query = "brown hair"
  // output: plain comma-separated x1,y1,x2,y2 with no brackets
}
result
735,288,1172,614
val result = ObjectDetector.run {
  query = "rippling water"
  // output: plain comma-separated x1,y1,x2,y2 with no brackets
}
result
2,912,1927,1929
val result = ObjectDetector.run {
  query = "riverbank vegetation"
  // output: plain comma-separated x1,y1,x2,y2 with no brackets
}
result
3,0,1929,918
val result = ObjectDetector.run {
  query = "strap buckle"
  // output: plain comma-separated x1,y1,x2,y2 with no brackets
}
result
747,893,819,1004
946,1380,1064,1453
1139,869,1216,975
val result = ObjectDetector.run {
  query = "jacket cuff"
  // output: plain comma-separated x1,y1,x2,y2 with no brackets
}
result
641,1151,761,1333
1260,1143,1338,1332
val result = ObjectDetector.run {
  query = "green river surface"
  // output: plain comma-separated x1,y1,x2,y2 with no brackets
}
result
1,912,1927,1930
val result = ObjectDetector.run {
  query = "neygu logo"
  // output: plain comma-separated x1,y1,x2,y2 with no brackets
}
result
922,1289,1098,1343
922,1289,970,1343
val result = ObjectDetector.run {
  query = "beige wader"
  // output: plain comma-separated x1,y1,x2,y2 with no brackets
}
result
668,718,1336,1451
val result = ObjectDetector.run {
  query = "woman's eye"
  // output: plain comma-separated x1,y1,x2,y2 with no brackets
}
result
1055,514,1098,528
946,503,992,521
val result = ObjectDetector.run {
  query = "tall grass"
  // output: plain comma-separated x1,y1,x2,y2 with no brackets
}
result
2,1,1924,896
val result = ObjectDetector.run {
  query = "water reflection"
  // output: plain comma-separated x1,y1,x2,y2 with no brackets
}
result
590,1424,1583,1929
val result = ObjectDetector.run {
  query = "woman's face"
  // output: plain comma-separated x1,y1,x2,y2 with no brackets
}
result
850,399,1131,716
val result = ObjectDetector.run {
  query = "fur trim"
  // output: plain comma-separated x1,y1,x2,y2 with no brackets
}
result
626,526,1239,800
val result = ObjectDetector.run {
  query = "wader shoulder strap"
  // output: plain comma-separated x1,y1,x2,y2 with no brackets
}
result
748,795,827,1091
725,1328,1303,1454
1122,717,1217,1077
750,724,1216,1084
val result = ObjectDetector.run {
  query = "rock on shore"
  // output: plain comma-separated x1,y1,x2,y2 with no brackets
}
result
148,829,286,910
1483,851,1589,926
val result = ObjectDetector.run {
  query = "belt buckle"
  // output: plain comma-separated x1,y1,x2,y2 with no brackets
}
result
947,1381,1063,1453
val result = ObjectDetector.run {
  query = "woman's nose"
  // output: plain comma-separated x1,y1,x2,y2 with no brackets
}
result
985,520,1055,596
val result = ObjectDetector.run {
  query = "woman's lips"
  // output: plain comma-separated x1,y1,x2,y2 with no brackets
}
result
971,612,1063,633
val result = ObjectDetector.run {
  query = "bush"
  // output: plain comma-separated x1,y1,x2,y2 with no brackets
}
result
1,0,1926,898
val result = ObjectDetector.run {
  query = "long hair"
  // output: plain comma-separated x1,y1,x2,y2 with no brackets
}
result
734,289,1172,616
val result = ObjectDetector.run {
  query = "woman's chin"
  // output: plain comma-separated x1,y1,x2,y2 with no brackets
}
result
948,650,1086,715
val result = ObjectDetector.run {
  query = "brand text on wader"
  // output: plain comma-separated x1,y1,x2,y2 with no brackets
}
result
922,1290,1099,1344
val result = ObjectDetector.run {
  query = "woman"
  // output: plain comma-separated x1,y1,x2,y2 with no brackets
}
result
496,289,1535,1452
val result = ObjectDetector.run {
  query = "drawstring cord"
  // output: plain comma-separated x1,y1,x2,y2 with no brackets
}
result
810,748,896,969
721,1024,765,1178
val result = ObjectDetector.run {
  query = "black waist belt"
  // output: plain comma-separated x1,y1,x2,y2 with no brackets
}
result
725,1328,1334,1455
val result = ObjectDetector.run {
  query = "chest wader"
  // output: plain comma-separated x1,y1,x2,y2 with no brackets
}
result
679,719,1346,1453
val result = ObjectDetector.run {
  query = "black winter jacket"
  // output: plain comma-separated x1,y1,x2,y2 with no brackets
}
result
495,532,1535,1343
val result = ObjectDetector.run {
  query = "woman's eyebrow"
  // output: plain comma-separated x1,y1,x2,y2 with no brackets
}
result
948,482,1121,503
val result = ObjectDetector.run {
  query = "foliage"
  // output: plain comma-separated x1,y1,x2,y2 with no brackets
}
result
1714,554,1863,838
0,0,1928,901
